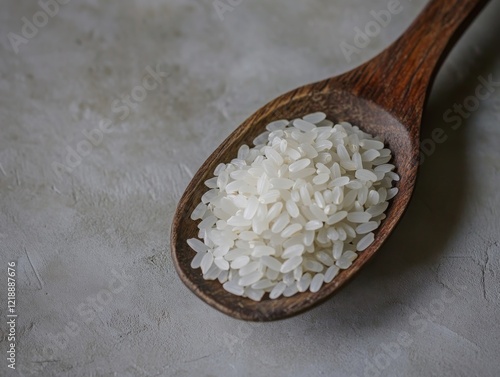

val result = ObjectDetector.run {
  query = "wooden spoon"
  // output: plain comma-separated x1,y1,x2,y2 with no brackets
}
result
171,0,489,321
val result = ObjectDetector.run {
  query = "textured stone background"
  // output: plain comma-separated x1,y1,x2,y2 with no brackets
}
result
1,0,499,376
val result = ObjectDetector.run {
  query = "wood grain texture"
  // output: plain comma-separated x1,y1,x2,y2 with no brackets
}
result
171,0,489,321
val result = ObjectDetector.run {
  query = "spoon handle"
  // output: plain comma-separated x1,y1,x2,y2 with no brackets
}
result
340,0,491,129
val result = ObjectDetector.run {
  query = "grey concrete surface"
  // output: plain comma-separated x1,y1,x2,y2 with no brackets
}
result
1,0,500,376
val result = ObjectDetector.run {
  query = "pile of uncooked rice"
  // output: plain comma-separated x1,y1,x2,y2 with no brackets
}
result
187,112,399,301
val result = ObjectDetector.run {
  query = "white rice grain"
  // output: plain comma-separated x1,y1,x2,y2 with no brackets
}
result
356,232,375,251
324,266,340,283
280,256,303,273
297,273,312,292
310,273,324,293
269,282,287,299
303,112,326,124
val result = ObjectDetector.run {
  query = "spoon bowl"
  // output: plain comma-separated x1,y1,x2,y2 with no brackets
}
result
171,0,489,321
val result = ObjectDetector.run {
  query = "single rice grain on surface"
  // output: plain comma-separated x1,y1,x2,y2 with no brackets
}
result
187,113,399,300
